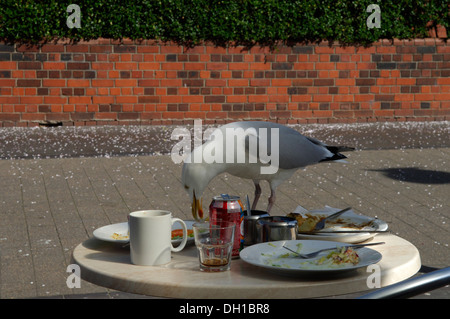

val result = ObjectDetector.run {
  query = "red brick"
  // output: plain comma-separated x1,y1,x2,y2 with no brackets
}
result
20,96,43,104
95,112,117,120
116,96,137,104
250,79,270,87
92,62,114,70
315,62,335,70
21,113,45,121
206,62,228,70
139,62,160,70
44,96,66,104
205,79,226,87
315,47,335,54
226,95,247,103
272,79,291,86
269,95,289,103
89,45,113,53
115,62,138,70
115,79,137,87
250,63,270,70
66,44,89,52
414,93,435,101
249,95,269,103
16,44,40,52
374,110,395,117
313,95,333,102
228,79,248,87
160,46,182,54
69,96,91,104
229,63,249,70
67,79,90,87
67,62,90,70
42,79,65,88
17,79,40,87
17,62,41,69
435,93,450,101
0,96,19,104
161,62,182,70
43,62,65,70
336,79,355,86
41,43,65,52
185,63,204,70
294,62,314,70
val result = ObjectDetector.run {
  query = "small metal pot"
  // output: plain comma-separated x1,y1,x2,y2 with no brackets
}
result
256,216,298,243
243,210,270,246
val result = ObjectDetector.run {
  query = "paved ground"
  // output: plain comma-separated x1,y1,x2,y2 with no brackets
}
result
0,121,449,299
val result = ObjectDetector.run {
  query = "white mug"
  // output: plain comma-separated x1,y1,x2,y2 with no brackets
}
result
129,210,188,266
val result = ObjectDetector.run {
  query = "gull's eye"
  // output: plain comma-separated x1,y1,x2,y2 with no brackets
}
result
184,185,189,189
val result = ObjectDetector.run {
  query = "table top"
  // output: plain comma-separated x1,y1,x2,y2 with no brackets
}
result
72,233,421,299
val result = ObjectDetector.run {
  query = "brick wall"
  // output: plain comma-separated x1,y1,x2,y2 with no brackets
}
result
0,38,449,127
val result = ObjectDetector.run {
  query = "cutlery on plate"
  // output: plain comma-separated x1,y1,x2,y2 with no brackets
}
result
282,241,385,259
312,207,352,231
298,230,389,234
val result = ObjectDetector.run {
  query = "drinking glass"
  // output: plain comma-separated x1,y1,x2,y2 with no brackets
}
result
193,221,235,272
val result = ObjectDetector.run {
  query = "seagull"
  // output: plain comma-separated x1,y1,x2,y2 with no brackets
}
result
181,121,354,220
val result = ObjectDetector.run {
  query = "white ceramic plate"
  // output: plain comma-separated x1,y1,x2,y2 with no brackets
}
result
293,207,388,243
93,220,195,244
239,240,382,275
93,222,129,243
172,220,195,245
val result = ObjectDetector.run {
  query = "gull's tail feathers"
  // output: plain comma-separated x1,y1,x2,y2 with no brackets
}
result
319,145,355,163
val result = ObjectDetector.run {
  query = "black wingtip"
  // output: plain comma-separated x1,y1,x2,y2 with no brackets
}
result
326,145,355,153
319,145,354,162
319,152,347,162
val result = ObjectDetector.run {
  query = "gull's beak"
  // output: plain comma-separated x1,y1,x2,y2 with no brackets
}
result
192,191,204,221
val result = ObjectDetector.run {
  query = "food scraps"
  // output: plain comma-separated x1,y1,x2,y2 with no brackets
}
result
171,229,194,240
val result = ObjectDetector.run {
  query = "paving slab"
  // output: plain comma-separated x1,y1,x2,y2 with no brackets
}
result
0,121,448,299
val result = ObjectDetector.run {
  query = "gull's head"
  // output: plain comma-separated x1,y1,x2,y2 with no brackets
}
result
181,161,208,221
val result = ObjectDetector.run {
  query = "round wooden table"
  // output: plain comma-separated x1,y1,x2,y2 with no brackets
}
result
72,234,421,298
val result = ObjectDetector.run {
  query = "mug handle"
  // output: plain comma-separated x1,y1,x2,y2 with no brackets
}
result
171,218,188,252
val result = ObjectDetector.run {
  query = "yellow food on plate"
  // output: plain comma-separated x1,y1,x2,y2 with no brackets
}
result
316,247,359,266
287,213,325,232
111,232,129,240
171,229,194,240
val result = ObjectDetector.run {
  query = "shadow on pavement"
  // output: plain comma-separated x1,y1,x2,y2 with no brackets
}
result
370,167,450,184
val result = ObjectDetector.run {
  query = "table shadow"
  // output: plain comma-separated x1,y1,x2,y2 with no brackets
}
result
80,238,198,267
369,167,450,184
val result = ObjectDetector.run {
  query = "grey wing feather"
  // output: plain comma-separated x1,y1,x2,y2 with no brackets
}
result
238,122,331,169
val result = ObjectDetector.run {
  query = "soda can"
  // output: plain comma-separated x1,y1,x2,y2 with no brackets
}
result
209,194,244,258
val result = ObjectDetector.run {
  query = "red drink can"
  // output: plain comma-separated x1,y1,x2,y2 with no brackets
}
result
209,194,244,258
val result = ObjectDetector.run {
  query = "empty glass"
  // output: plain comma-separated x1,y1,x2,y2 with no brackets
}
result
193,222,235,272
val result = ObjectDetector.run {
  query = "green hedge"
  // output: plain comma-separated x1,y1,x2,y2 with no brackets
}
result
1,0,448,45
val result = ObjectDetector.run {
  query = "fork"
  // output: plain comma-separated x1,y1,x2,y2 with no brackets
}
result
312,207,352,231
282,241,385,259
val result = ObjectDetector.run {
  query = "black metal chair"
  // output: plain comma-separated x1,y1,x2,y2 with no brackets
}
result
358,266,450,299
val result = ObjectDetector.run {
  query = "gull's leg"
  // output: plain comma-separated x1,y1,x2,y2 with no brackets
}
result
266,188,276,213
252,180,261,210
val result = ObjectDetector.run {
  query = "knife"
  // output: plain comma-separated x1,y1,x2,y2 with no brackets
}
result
298,230,390,234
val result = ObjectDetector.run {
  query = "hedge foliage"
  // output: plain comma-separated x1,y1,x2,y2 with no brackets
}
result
0,0,448,45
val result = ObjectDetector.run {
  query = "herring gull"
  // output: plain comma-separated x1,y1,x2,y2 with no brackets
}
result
181,121,354,220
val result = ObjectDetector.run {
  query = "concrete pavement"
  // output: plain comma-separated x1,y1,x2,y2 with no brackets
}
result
0,121,449,299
